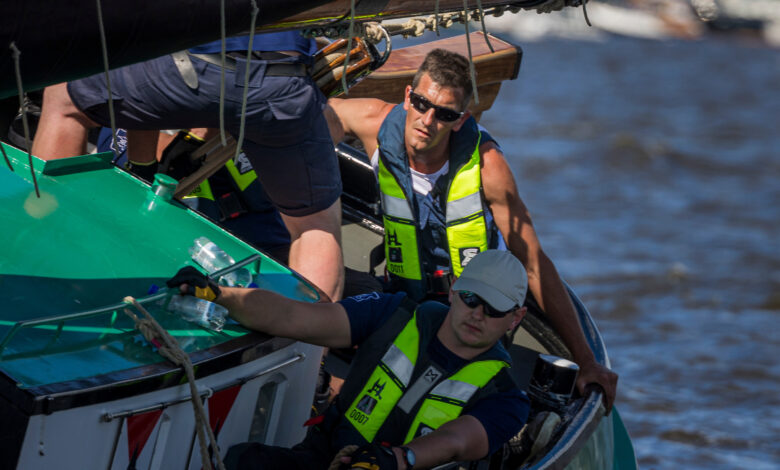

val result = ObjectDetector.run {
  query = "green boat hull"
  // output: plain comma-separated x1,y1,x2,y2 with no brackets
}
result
0,143,324,469
0,141,637,469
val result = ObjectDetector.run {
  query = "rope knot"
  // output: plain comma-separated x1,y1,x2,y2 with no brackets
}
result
122,296,225,470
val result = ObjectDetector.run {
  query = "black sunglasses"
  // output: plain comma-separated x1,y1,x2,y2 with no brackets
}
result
408,91,464,123
457,291,515,318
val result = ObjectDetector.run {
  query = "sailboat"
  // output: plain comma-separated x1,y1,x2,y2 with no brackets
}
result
0,1,636,468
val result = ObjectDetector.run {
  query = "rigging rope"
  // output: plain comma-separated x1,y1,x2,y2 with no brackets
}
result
123,296,226,470
461,0,480,105
95,0,119,163
474,0,495,52
235,0,260,161
9,43,39,198
219,0,228,146
304,0,591,103
341,0,357,95
582,0,592,27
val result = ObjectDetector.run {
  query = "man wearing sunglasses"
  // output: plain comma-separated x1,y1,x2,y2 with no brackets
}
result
327,48,618,412
168,250,530,469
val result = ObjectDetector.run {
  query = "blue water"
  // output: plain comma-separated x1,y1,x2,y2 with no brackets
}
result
477,34,779,468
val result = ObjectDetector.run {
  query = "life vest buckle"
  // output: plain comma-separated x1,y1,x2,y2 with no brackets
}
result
217,192,248,221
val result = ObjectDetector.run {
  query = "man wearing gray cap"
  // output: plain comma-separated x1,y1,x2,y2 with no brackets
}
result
168,250,530,469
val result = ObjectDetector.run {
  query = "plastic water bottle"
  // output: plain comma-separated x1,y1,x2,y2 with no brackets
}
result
164,295,228,332
189,236,252,287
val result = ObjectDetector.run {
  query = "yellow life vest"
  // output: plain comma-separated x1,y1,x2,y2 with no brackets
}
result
377,134,489,284
344,308,508,443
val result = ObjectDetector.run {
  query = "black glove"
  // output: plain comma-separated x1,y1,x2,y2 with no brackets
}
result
166,266,221,301
346,443,398,470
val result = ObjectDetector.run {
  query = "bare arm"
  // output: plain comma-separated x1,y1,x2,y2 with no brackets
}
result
480,142,618,411
394,415,489,468
327,97,395,156
214,286,353,349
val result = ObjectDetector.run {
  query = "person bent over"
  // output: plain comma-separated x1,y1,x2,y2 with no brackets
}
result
32,32,344,301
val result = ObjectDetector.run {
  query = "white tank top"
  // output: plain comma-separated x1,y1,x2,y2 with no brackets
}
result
371,149,448,196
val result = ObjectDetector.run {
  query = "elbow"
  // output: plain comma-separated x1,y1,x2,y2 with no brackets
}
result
437,418,489,462
525,248,554,280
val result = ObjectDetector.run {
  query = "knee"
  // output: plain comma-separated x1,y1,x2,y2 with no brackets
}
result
42,83,73,112
282,199,342,240
41,83,92,125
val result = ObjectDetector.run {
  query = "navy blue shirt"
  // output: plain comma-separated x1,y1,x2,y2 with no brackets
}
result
339,292,529,454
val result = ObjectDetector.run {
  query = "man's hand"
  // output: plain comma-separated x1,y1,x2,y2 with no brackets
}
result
339,443,399,470
576,360,618,414
166,266,221,301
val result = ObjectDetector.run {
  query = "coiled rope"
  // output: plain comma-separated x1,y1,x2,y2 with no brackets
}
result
303,3,510,104
305,0,590,44
123,296,226,470
304,0,589,104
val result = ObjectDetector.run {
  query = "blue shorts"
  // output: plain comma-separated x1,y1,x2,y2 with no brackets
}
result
68,54,340,217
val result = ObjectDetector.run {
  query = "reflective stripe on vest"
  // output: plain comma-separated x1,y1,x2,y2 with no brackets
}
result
403,359,506,443
344,309,508,444
378,156,422,281
445,135,489,277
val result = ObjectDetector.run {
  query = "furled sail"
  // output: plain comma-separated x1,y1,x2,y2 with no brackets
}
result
0,0,584,99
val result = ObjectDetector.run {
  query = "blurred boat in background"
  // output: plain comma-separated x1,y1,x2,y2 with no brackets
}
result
484,0,780,46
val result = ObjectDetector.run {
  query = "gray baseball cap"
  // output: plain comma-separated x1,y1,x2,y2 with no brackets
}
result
451,250,528,311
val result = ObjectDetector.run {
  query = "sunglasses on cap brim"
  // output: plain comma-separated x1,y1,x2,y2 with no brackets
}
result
457,291,516,318
408,91,465,123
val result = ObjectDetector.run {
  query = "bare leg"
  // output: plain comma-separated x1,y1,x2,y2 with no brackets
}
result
281,199,345,301
126,130,160,164
31,83,98,159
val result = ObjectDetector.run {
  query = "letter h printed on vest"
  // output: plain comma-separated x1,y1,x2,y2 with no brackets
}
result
378,157,421,281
